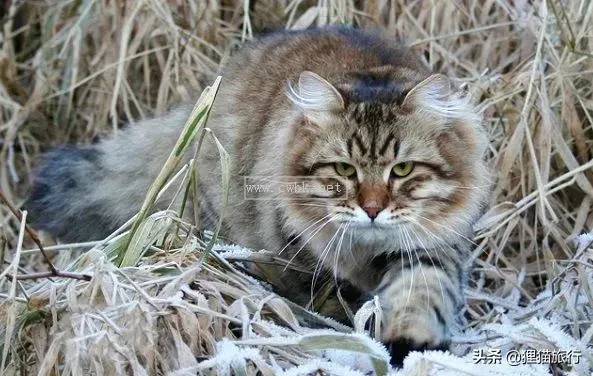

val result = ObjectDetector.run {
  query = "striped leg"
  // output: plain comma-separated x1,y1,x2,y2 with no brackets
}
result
376,249,464,366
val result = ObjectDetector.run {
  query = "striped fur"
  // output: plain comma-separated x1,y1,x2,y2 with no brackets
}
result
26,27,491,366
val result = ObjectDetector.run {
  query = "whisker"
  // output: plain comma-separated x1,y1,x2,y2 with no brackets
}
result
278,212,334,255
406,223,448,314
401,226,416,321
283,215,337,272
408,217,460,265
284,202,335,208
333,219,352,280
403,226,430,315
310,222,344,304
347,222,355,260
415,214,477,246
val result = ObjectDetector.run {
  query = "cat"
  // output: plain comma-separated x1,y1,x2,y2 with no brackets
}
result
26,27,491,366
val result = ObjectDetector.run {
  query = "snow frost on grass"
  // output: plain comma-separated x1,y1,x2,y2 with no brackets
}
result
396,350,550,376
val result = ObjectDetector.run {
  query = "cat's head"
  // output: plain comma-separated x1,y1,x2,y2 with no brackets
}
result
283,70,491,250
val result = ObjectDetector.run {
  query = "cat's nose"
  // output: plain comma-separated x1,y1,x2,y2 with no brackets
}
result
357,182,389,221
362,206,383,220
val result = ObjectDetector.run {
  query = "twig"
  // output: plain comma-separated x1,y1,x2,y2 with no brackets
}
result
6,271,91,281
0,190,92,281
0,190,57,273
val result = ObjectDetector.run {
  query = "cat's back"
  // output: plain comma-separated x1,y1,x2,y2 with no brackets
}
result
224,27,428,86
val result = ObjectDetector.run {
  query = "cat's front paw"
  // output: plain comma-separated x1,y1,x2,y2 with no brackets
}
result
381,310,451,367
385,337,451,367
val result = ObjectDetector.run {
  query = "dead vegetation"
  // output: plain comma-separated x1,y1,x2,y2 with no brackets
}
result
0,0,592,375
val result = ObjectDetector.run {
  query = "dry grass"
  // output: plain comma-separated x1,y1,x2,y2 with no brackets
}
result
1,0,593,375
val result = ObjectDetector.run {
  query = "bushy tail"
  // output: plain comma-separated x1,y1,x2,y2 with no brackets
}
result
26,106,192,242
26,146,119,242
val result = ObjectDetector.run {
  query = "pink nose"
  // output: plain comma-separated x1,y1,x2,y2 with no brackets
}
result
362,206,383,220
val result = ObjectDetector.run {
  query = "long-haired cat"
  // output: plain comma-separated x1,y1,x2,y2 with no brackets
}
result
27,27,491,366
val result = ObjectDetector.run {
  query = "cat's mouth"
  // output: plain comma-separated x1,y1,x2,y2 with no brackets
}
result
343,220,406,229
334,212,412,227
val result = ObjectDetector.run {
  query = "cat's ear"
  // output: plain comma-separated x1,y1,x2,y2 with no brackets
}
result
403,74,451,106
286,71,345,123
402,74,478,123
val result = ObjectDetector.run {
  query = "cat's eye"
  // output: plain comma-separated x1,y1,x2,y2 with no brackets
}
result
392,162,414,177
334,162,356,178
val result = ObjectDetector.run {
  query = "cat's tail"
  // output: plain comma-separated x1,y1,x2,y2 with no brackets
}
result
26,106,192,242
26,145,120,242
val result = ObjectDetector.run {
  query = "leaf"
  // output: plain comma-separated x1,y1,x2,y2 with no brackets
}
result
117,76,222,266
119,210,174,267
298,333,390,376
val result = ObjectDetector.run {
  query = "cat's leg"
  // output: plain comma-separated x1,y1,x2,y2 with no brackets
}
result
375,249,464,367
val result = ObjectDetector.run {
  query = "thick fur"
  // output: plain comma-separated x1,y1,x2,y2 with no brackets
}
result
27,27,491,366
27,107,194,242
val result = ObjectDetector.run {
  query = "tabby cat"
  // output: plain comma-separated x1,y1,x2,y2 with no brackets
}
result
27,27,491,366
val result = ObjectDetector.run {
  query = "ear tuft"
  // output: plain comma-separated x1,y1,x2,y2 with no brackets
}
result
286,71,344,113
402,74,479,123
402,74,452,106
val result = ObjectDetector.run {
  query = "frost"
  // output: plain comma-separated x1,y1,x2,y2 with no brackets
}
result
575,232,593,249
214,244,256,259
322,349,376,374
278,359,367,376
395,350,550,376
195,340,263,376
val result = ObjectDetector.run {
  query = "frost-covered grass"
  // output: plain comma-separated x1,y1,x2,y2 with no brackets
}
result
1,0,593,375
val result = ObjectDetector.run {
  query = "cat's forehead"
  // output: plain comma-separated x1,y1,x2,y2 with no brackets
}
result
337,102,446,164
347,101,400,127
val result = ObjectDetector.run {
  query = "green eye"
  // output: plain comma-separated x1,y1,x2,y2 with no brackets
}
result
392,162,414,177
334,162,356,178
